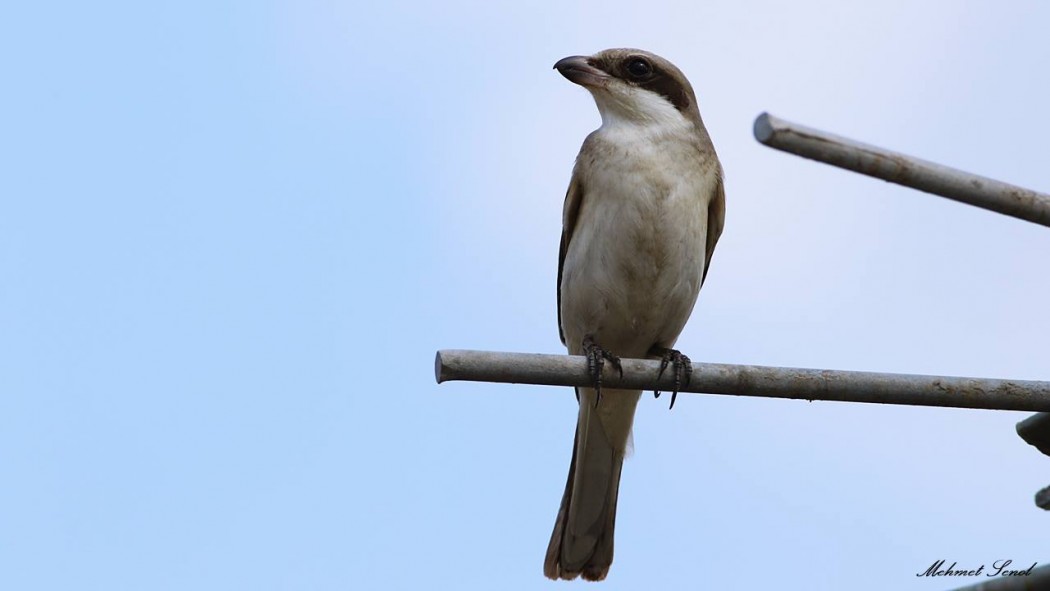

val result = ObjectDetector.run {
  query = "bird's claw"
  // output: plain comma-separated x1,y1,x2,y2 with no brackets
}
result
650,346,692,410
582,335,622,408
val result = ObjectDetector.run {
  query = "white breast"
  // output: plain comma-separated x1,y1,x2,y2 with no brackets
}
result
559,121,719,358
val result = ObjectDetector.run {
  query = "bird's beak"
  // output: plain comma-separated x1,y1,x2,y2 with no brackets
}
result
554,55,609,88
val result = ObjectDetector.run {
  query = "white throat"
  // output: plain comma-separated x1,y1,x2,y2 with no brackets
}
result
590,87,692,135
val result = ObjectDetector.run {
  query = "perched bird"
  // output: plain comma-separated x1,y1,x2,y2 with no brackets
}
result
544,49,725,581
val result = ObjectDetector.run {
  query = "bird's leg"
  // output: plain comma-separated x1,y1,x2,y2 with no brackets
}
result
649,345,692,410
581,335,622,408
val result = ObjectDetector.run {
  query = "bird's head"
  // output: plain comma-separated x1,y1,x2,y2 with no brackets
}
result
554,48,701,128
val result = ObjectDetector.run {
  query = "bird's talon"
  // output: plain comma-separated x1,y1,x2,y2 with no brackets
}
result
582,336,621,408
648,346,692,410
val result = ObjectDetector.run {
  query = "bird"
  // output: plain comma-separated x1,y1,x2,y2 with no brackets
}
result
544,48,725,581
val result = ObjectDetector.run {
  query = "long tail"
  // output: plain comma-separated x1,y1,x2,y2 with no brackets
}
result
544,387,638,581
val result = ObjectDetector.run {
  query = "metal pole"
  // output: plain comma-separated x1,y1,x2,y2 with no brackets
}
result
942,563,1050,591
753,112,1050,227
435,350,1050,412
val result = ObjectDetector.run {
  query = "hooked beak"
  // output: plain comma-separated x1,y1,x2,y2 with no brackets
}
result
554,55,609,88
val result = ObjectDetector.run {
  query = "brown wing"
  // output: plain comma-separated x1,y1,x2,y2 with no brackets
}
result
701,174,726,287
557,172,584,346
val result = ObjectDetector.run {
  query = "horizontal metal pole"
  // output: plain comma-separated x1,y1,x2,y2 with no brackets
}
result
753,112,1050,227
435,350,1050,412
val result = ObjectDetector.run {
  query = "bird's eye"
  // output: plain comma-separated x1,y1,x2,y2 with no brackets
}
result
626,58,653,78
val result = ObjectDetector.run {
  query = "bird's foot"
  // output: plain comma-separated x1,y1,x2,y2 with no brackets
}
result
650,346,692,410
582,335,622,407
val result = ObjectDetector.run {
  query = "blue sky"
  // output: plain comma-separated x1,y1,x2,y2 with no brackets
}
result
2,1,1049,589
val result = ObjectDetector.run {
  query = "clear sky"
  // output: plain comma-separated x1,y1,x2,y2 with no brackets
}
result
3,1,1049,589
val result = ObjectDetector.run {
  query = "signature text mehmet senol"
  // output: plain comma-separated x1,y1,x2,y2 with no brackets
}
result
917,560,1037,578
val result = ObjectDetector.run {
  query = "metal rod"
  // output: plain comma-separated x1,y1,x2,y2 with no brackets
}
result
753,112,1050,227
435,350,1050,412
942,563,1050,591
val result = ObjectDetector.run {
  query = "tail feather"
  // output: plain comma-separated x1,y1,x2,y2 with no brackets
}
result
544,388,634,581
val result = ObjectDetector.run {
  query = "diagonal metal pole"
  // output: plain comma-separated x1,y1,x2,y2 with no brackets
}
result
754,112,1050,506
941,562,1050,591
435,350,1050,412
753,112,1050,227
